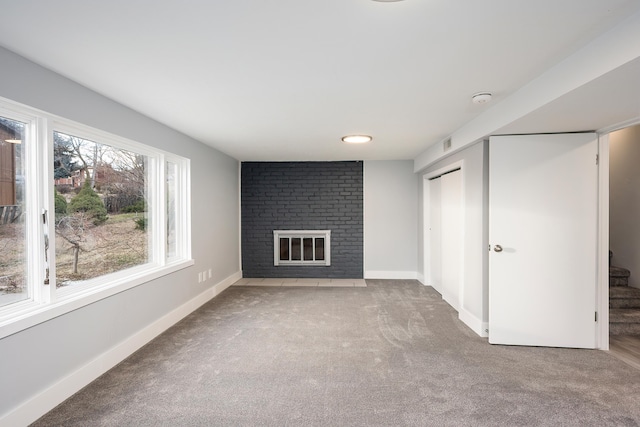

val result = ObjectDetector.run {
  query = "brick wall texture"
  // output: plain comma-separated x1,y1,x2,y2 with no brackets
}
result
241,161,363,278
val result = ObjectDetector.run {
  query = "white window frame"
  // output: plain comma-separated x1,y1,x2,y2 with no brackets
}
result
164,155,191,263
0,97,193,339
0,107,48,313
273,230,331,266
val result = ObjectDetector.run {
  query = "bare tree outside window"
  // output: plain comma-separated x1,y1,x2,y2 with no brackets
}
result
53,131,149,286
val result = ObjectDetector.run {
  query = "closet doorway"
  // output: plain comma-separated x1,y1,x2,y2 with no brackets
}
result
426,165,464,311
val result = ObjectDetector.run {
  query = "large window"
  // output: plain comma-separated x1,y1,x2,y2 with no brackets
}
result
0,100,191,333
53,131,150,287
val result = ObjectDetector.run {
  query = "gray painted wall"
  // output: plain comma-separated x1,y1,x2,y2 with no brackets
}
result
0,47,240,419
610,124,640,288
364,160,418,277
241,161,363,278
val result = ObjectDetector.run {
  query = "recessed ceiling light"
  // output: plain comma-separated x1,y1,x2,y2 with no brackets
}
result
471,92,492,104
342,135,372,144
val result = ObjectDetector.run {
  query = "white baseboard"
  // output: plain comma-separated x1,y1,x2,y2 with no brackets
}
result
416,273,426,286
1,271,241,427
364,270,418,280
458,307,488,338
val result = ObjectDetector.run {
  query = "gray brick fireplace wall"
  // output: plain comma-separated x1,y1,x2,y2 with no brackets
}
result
241,161,363,278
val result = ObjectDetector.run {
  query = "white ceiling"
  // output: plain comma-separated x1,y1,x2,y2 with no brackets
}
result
0,0,639,161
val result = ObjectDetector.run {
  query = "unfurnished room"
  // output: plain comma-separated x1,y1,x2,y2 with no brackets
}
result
1,1,640,425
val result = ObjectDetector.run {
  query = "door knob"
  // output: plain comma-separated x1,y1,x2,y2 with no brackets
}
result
494,245,503,253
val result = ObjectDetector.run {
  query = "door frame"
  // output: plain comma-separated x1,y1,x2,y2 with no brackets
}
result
597,133,609,350
597,118,640,349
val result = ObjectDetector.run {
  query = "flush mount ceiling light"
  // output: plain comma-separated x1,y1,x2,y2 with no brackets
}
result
342,135,372,144
471,92,492,105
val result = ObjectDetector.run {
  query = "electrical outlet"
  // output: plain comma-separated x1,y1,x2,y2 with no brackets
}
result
198,272,202,283
208,269,212,278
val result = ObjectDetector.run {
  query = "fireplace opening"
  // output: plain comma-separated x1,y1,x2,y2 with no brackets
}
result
274,230,331,266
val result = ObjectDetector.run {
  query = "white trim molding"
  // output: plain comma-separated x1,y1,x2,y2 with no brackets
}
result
459,307,489,338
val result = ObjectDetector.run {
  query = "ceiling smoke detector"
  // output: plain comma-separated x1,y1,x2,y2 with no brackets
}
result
472,92,492,105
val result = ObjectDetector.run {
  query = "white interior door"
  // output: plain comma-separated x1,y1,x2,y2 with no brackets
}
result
489,133,598,348
429,177,442,294
440,170,463,311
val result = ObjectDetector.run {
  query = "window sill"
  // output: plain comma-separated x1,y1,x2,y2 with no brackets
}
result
0,259,194,340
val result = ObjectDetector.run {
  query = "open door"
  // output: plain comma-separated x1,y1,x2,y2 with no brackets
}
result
489,133,598,348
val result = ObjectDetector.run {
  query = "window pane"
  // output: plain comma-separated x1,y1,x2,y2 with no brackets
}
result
279,237,289,261
53,131,149,287
291,238,301,261
0,117,27,307
315,238,324,261
303,237,313,261
166,161,177,258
